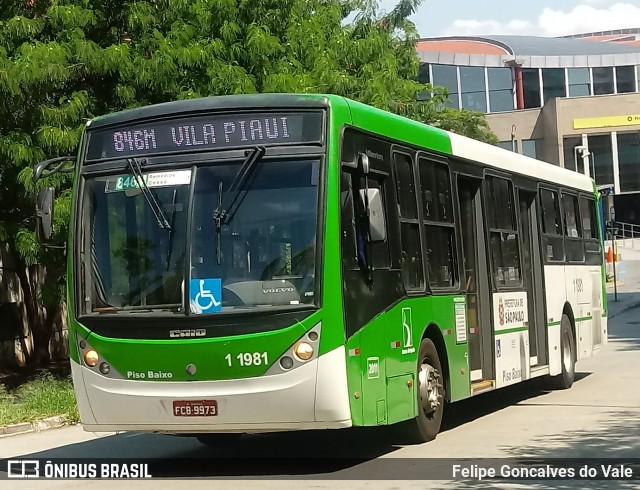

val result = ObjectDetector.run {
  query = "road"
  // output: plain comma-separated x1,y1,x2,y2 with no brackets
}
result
1,306,639,489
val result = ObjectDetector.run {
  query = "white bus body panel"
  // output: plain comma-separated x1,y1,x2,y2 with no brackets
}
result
447,133,593,193
444,133,606,382
545,264,606,376
492,291,530,389
73,346,352,433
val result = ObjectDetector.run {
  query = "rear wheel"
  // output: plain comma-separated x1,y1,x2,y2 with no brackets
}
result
550,314,576,389
195,433,242,446
401,338,445,443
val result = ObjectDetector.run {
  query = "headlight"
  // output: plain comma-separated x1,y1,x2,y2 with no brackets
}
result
84,350,99,367
293,341,314,361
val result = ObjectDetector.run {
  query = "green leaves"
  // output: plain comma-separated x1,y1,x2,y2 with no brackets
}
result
0,0,497,301
15,229,39,267
48,5,97,31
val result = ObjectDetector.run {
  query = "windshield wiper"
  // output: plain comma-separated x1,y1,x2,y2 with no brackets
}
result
127,158,171,230
213,146,265,264
165,188,178,271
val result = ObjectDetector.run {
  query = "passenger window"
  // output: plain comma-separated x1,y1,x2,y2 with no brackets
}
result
394,152,423,290
540,188,565,262
419,158,457,288
486,176,521,288
562,193,584,263
579,196,602,264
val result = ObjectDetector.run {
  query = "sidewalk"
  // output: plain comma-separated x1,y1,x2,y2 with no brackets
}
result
606,243,640,318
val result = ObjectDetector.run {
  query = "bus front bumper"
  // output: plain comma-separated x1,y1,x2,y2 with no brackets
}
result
73,346,352,434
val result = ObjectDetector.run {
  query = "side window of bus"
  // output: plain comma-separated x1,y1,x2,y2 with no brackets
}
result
354,174,391,269
393,152,424,290
340,170,390,271
540,188,565,262
562,192,584,263
419,158,457,288
485,176,521,288
580,196,602,264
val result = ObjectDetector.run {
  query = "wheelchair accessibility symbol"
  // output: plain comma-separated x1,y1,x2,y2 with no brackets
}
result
190,278,222,314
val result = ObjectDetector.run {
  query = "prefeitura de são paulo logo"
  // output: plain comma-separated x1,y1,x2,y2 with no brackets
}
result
498,297,504,325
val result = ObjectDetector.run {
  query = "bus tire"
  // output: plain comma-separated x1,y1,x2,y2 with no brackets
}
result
195,433,242,446
401,337,445,443
550,315,576,390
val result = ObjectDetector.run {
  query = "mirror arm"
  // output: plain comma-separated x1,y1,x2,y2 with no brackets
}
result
33,156,76,182
357,152,374,285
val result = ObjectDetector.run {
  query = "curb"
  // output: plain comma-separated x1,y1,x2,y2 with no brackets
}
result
608,300,640,319
0,415,67,438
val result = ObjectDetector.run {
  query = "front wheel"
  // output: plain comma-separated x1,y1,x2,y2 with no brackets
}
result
549,314,576,390
400,338,445,443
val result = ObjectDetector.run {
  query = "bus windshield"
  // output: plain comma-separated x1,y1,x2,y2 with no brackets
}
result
81,158,320,315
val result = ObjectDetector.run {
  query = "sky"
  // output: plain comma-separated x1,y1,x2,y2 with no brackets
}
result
376,0,640,38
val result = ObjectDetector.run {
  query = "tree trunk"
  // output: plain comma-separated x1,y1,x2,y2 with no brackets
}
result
15,262,52,367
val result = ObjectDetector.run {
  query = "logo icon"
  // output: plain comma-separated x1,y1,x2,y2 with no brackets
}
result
367,357,380,379
498,297,505,325
169,328,207,338
402,308,413,349
190,278,222,314
496,339,502,358
8,460,40,478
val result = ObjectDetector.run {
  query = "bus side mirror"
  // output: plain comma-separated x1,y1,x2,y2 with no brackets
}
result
36,187,55,242
359,188,387,242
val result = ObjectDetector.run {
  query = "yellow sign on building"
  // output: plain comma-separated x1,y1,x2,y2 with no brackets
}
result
573,114,640,130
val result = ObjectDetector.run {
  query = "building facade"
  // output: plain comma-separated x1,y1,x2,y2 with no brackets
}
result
416,29,640,223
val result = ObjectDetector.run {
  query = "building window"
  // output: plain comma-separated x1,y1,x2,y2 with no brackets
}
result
616,66,636,94
431,64,459,109
460,66,487,112
522,68,541,109
567,68,590,97
588,135,614,186
418,63,430,84
542,68,566,102
618,132,640,193
487,67,514,113
563,137,584,172
417,63,430,101
498,141,516,152
521,139,543,160
593,67,614,95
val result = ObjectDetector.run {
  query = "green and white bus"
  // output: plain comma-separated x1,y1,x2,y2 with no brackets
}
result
35,94,606,443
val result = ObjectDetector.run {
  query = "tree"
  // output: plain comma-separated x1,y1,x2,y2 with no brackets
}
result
0,0,496,366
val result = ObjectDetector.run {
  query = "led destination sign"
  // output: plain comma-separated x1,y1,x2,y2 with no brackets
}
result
86,111,323,160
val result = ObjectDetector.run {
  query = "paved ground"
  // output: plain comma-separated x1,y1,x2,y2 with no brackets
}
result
1,243,639,488
606,242,640,317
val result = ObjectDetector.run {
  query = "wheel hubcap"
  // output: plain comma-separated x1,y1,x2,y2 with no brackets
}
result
562,330,573,373
418,361,443,417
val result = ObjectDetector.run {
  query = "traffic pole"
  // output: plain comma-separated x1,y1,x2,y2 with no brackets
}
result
611,222,618,302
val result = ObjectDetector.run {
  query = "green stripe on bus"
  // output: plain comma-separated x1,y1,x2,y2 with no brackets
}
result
576,316,592,322
547,321,562,327
495,326,528,335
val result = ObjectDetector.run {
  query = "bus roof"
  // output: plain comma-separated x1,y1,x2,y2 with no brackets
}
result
88,94,332,129
88,93,594,194
447,132,594,193
342,97,594,194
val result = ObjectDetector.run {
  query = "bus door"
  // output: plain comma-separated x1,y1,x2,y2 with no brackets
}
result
457,176,493,386
518,190,547,366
